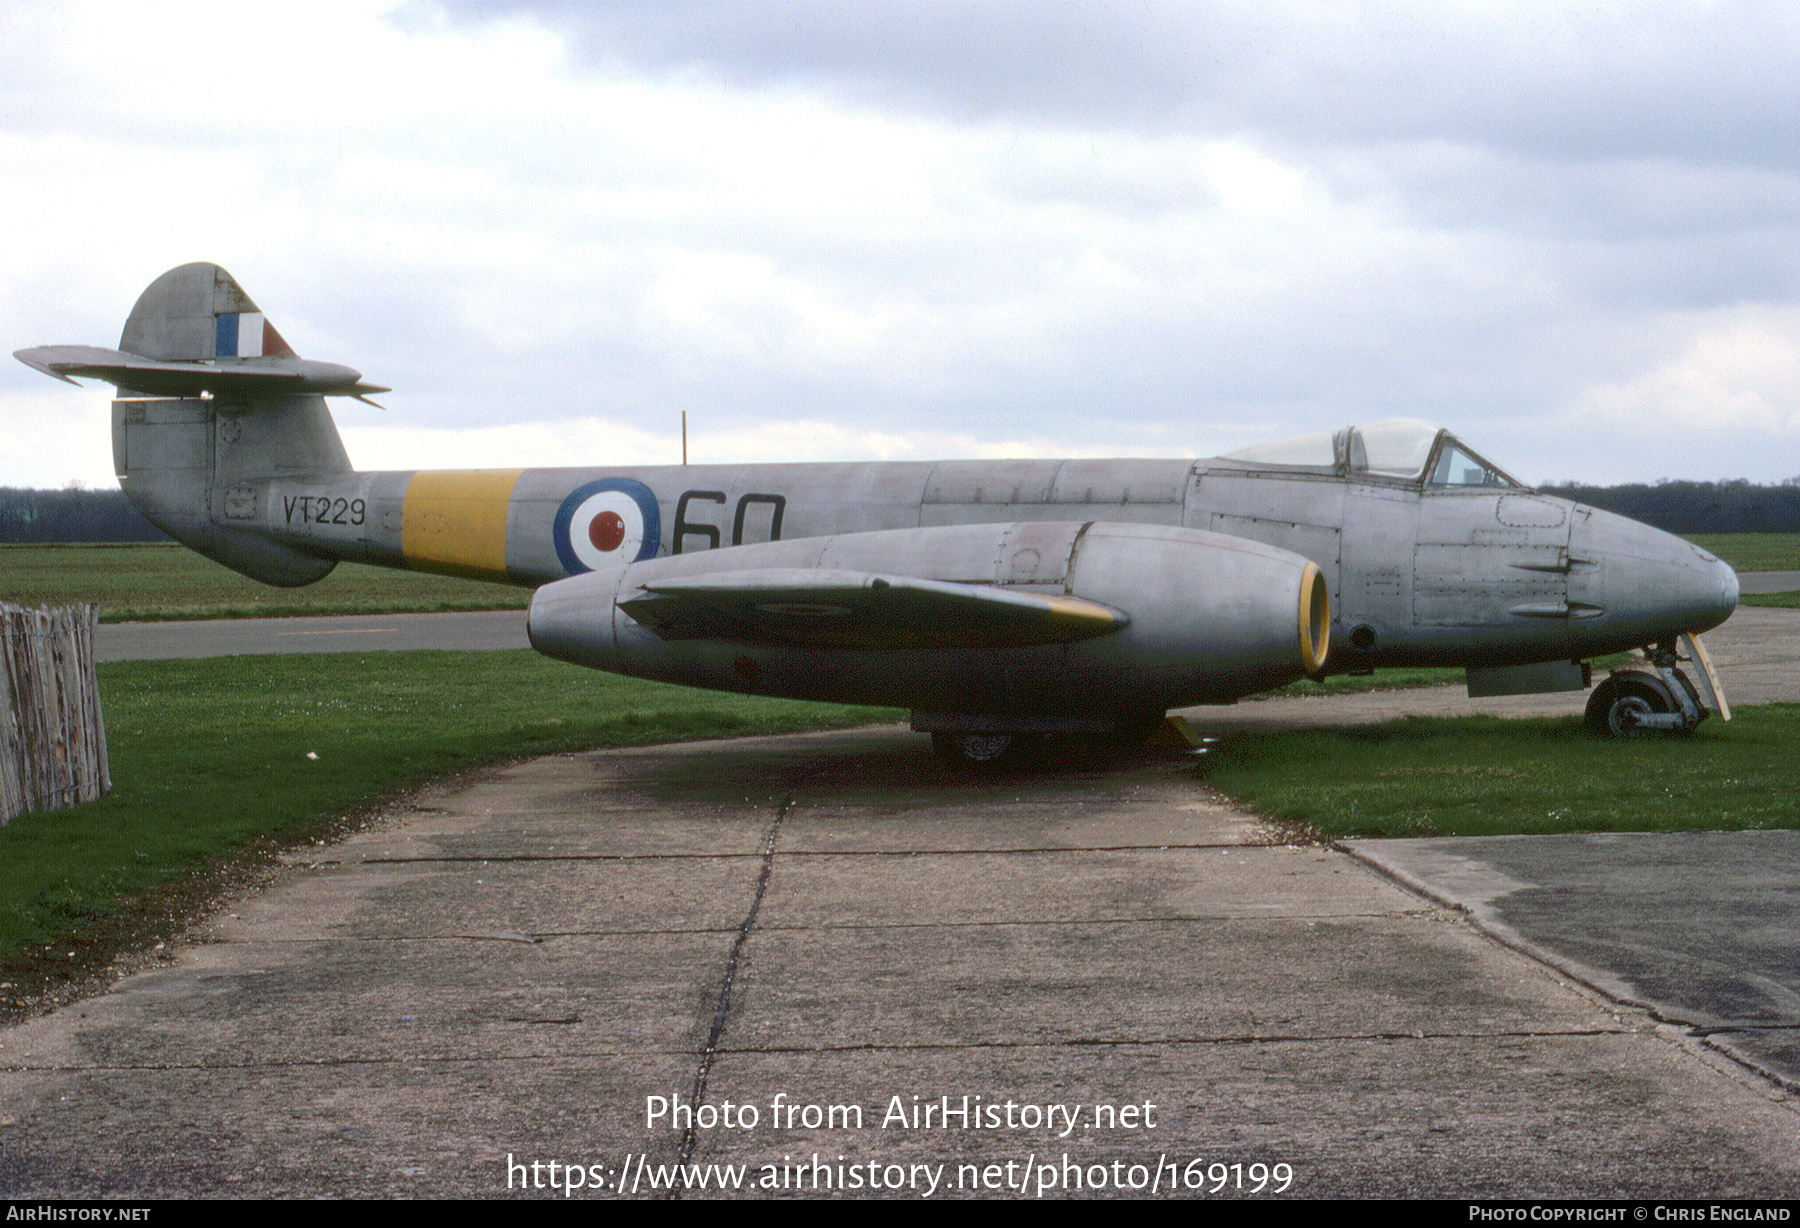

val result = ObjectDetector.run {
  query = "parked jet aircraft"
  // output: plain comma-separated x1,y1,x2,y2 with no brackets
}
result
18,263,1740,765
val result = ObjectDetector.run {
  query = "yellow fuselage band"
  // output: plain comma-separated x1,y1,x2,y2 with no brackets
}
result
400,469,525,583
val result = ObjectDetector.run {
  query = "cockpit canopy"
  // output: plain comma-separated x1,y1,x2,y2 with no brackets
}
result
1218,419,1523,488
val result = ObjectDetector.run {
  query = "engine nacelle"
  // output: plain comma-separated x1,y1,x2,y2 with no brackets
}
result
528,521,1328,717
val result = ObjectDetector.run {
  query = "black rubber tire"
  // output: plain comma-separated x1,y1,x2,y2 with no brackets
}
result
1584,673,1678,738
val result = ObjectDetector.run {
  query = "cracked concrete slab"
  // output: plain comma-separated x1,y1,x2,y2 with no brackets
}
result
1,726,1795,1199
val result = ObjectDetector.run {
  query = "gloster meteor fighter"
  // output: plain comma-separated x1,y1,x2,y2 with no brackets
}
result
18,264,1740,766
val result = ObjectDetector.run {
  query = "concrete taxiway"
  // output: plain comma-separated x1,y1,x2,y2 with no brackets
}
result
4,605,1793,1198
0,727,1794,1199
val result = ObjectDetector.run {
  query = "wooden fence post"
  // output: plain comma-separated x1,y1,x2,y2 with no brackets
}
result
0,603,111,822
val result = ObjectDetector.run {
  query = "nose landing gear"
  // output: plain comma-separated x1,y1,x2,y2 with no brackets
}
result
1584,640,1710,737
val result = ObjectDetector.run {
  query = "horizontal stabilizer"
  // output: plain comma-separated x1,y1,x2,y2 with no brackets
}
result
13,345,388,403
618,568,1129,650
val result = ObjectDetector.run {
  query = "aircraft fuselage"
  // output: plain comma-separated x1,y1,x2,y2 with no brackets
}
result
219,449,1735,677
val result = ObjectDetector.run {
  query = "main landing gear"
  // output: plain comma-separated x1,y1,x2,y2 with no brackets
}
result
930,731,1042,771
925,710,1169,772
1584,640,1712,738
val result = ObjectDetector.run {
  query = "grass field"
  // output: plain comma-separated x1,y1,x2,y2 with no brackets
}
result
1204,706,1800,839
1686,533,1800,605
0,543,527,621
1685,532,1800,572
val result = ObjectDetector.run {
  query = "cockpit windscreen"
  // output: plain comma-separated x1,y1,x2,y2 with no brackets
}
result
1220,419,1522,488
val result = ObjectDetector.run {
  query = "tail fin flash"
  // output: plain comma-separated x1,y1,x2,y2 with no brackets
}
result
16,262,386,402
121,262,295,362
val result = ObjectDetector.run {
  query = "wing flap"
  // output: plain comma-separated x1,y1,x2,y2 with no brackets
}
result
618,568,1128,650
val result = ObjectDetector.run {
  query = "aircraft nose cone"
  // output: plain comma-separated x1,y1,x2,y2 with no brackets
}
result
1703,548,1739,628
1647,539,1738,637
1659,540,1739,635
1570,509,1739,648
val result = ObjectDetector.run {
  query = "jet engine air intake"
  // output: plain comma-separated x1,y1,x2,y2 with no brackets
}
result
1299,561,1330,678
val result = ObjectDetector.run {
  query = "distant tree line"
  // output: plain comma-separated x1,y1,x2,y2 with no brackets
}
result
4,478,1800,543
1538,479,1800,535
0,487,170,543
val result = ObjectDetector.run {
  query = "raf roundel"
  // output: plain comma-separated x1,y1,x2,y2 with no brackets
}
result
553,479,661,574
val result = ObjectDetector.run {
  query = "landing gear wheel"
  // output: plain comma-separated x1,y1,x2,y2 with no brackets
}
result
931,731,1042,772
1585,673,1683,738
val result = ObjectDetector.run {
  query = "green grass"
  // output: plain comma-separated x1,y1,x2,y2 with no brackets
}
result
0,543,528,621
1684,533,1800,573
0,651,896,976
1203,706,1800,839
1675,533,1798,604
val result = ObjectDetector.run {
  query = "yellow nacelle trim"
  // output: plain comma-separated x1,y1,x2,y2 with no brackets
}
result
1299,561,1330,678
1036,593,1131,639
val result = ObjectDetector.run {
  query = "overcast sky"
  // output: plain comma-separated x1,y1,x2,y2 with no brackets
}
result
4,0,1799,490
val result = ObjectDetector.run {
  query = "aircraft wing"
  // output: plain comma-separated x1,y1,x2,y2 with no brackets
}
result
617,568,1130,650
12,345,387,401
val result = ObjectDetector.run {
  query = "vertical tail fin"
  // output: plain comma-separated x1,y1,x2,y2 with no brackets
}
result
17,263,375,586
118,266,354,585
119,262,296,364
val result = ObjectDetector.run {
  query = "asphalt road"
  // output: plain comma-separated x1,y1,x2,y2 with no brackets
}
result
1739,570,1800,593
2,727,1796,1199
1353,830,1800,1095
5,603,1793,1198
95,609,530,661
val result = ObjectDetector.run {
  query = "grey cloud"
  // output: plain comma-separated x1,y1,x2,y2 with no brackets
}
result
438,0,1800,166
